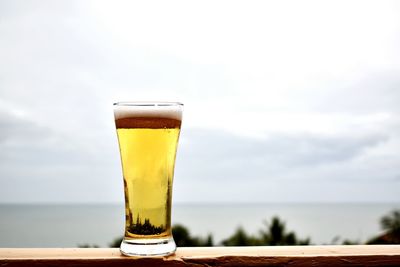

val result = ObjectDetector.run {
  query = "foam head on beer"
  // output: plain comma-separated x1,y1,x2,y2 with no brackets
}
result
114,102,182,129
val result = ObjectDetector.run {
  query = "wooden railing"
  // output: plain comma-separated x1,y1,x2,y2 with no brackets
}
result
1,246,400,266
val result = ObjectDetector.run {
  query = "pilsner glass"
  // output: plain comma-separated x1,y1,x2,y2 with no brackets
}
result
114,102,183,256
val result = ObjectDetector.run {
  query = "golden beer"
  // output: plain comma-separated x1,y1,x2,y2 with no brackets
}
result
114,102,182,256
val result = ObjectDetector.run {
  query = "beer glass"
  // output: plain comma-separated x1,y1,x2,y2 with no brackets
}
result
114,102,183,256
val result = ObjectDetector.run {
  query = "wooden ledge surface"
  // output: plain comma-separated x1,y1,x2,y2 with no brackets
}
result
1,246,400,266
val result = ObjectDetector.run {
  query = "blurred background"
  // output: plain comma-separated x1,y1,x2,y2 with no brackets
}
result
0,0,399,247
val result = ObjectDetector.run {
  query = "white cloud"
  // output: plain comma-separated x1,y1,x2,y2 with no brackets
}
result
0,0,399,203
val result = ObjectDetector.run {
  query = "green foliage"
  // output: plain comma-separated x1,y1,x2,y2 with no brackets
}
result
222,216,310,246
381,210,400,234
172,224,192,246
259,216,310,245
129,217,165,235
103,210,400,248
222,227,261,246
109,236,123,248
78,243,99,248
367,209,400,244
342,239,360,245
329,236,360,245
172,224,213,247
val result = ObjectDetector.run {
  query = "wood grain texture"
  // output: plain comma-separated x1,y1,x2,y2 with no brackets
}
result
0,246,399,267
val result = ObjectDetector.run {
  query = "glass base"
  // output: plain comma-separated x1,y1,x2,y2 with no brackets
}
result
120,237,176,256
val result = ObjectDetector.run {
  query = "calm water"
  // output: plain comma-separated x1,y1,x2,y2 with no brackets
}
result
0,203,398,247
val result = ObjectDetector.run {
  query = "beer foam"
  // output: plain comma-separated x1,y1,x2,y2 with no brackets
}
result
113,102,183,121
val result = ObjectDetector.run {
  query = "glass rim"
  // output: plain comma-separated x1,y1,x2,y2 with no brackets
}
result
113,101,183,107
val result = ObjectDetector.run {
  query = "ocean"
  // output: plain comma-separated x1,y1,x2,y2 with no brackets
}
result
0,203,398,247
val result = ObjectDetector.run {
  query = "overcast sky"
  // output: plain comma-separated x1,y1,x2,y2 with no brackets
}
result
0,0,399,203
